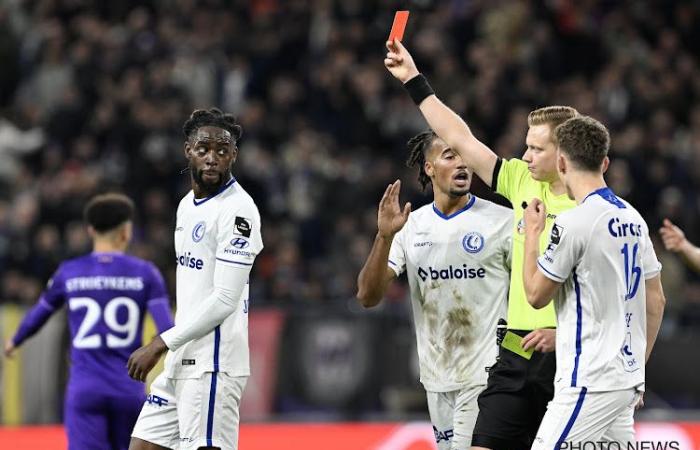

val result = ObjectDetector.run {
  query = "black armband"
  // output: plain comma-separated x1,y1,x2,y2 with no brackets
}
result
403,74,435,105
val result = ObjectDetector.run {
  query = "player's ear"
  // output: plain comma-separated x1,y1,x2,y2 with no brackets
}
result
230,145,238,164
122,221,133,244
184,139,193,159
424,160,434,178
557,152,567,175
601,156,610,174
87,226,96,239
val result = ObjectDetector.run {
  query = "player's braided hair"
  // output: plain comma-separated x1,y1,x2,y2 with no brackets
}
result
406,130,438,191
182,107,243,142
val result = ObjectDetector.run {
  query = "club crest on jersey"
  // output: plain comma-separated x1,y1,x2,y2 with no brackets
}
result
192,221,206,242
462,232,484,254
234,216,252,238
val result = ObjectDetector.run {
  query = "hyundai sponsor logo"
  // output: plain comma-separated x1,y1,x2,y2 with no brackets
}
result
229,237,249,249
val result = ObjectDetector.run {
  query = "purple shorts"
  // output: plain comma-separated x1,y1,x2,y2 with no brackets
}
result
64,384,145,450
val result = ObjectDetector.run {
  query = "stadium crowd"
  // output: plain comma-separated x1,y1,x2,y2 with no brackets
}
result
0,0,699,331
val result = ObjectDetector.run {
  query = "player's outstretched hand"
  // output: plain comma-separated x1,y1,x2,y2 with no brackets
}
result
523,198,546,237
659,218,688,253
521,328,556,353
378,180,411,239
4,339,16,358
127,336,168,382
384,39,420,84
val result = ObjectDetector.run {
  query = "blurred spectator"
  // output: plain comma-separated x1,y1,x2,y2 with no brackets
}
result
0,1,697,335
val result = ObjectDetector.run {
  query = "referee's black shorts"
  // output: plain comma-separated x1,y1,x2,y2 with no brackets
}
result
471,329,556,450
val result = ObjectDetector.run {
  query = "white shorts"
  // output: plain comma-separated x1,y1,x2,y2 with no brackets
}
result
426,384,484,450
532,386,641,450
131,372,247,450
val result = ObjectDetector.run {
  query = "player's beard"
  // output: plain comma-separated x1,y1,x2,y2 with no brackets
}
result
191,164,228,196
448,186,469,198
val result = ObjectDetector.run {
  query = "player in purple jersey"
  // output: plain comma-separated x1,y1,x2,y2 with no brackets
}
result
4,193,174,450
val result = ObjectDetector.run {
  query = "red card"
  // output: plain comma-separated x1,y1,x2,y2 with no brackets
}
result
388,11,410,42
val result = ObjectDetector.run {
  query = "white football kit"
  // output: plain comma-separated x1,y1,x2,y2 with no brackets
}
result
533,187,661,448
388,195,512,449
132,177,263,450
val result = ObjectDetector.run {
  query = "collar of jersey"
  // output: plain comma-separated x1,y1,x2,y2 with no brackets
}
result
91,251,124,257
582,186,626,208
432,194,476,220
193,177,237,206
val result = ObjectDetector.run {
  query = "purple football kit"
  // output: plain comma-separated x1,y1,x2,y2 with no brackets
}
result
12,252,174,450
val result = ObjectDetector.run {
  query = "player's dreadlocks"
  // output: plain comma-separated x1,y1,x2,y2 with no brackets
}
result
406,130,438,191
182,107,243,142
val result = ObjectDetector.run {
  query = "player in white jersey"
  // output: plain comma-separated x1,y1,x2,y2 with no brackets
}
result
522,116,666,448
127,108,263,450
357,131,512,449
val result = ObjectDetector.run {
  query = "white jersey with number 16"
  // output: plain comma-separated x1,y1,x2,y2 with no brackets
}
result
537,187,661,393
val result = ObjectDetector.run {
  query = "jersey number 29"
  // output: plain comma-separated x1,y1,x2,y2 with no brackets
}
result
69,297,140,349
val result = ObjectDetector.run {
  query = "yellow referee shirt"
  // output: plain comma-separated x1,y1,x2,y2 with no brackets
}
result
494,158,576,330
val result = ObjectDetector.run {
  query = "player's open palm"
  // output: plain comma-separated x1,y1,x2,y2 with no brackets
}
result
384,39,419,84
378,180,411,239
659,218,687,252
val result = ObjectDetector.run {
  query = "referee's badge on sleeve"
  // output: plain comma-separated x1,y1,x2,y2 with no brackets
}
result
233,216,252,237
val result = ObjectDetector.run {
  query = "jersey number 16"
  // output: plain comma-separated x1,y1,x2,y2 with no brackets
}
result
621,243,641,301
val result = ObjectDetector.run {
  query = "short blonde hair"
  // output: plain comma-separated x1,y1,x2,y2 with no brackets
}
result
527,106,579,129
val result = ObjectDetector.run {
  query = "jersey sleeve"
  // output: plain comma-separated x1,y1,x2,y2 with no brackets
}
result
494,158,530,202
145,262,169,302
537,215,585,283
12,266,66,346
145,263,174,333
387,227,407,277
41,265,67,310
215,201,263,268
640,224,662,279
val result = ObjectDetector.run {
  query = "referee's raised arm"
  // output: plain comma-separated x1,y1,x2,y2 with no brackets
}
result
384,39,498,187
